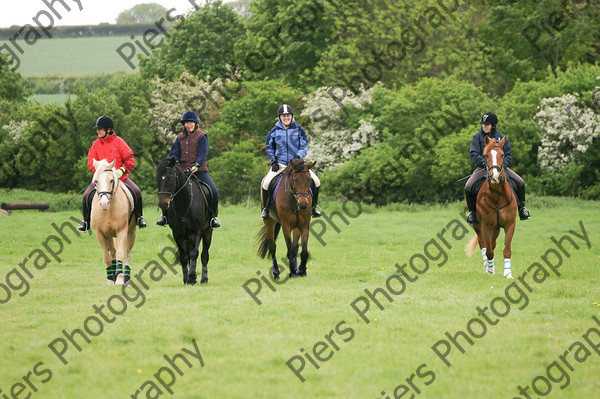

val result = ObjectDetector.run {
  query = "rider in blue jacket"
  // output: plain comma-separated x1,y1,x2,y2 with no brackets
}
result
261,104,321,219
464,111,531,224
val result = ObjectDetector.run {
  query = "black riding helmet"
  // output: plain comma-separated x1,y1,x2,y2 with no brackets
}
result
480,111,498,125
278,104,293,117
93,116,114,130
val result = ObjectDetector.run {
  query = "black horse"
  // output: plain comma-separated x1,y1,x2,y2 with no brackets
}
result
154,158,213,284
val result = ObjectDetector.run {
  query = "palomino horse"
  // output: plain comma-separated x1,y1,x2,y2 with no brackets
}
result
256,158,316,278
90,159,136,285
155,158,213,285
466,136,518,278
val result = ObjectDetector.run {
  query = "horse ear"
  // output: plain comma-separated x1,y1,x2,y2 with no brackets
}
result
168,157,176,167
306,161,316,169
153,156,160,166
485,136,492,145
93,158,99,168
499,137,505,146
108,159,116,169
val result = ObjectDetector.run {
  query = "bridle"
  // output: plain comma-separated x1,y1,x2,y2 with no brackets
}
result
485,145,506,183
97,168,118,202
483,144,514,228
158,166,194,220
287,168,311,204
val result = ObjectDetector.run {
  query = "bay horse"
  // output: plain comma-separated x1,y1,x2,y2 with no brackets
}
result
256,158,316,278
466,136,517,278
155,158,213,285
90,159,136,285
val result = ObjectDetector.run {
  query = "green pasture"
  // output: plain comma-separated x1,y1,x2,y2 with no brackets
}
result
0,192,599,398
6,36,140,77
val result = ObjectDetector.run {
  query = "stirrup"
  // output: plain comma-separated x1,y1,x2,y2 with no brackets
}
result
519,207,530,220
77,220,89,232
156,216,168,226
210,217,221,229
137,216,148,228
261,208,269,219
312,205,322,217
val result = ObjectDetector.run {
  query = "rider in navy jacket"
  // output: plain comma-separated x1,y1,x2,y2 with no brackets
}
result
464,112,530,224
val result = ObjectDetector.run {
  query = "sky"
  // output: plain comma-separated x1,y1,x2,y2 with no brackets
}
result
0,0,217,29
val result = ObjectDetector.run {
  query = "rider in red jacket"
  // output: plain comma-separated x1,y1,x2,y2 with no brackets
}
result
77,116,148,232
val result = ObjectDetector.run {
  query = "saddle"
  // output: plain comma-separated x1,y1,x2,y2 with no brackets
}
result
189,175,214,205
474,176,518,198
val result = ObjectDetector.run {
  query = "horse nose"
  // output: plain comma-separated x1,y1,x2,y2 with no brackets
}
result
298,201,308,210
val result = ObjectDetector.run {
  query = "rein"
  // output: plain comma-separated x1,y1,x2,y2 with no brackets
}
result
285,168,311,217
483,145,514,229
159,167,194,222
97,169,118,201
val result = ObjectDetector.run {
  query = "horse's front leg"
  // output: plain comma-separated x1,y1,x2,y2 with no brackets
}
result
298,226,310,277
96,231,116,284
186,233,201,285
503,223,516,279
175,235,189,285
199,228,213,284
480,226,495,275
282,224,297,277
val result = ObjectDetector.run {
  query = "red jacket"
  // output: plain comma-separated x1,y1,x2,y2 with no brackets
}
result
87,133,135,181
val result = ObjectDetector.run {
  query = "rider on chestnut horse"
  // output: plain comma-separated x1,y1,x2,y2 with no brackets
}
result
464,112,531,225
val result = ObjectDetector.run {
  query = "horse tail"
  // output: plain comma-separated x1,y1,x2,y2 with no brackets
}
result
255,225,270,259
466,234,478,257
255,223,281,259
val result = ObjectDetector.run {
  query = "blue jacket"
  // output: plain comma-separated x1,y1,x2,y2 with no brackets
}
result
265,120,308,165
470,128,512,168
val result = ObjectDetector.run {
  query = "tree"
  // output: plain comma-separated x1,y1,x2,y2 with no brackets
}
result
233,0,335,88
116,3,168,24
140,1,244,81
0,54,30,102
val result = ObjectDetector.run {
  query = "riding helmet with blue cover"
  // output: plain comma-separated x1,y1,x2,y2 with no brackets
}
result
181,111,200,124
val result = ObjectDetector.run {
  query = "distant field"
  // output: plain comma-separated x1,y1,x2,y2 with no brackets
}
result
29,94,77,104
5,36,143,76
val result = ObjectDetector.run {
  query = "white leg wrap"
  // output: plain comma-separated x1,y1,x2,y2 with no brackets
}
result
504,258,513,279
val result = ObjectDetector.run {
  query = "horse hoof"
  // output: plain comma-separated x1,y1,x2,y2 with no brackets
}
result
115,273,124,285
486,268,495,275
106,279,115,285
504,272,513,279
200,278,208,284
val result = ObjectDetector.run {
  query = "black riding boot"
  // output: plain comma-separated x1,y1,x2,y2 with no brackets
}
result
465,189,479,225
261,188,270,219
134,194,148,228
210,198,221,229
516,184,531,220
156,210,168,226
77,189,95,232
312,185,322,217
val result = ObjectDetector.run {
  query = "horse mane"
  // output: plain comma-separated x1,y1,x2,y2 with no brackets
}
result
287,158,306,175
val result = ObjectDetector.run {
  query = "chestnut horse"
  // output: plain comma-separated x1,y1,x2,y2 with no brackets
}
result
256,158,316,278
155,158,213,285
90,159,136,285
466,136,517,278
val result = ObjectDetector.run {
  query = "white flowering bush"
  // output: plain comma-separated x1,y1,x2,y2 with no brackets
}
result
534,93,600,172
2,120,28,143
148,72,230,147
301,86,379,169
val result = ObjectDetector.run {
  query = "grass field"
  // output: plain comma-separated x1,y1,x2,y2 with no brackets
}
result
0,192,599,398
6,36,139,77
